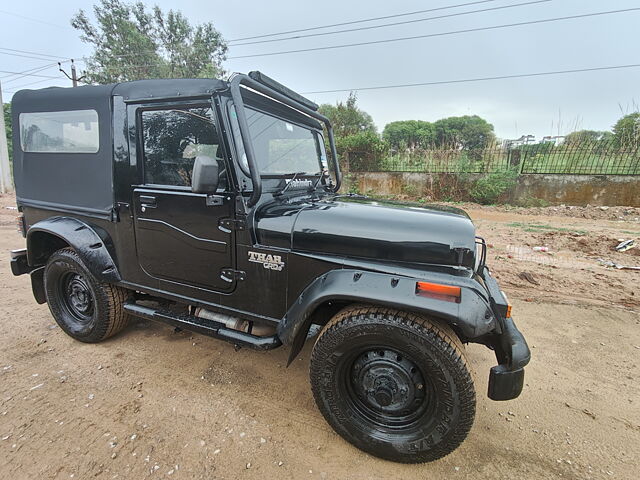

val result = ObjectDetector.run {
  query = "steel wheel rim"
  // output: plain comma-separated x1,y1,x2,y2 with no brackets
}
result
59,272,94,323
342,347,435,429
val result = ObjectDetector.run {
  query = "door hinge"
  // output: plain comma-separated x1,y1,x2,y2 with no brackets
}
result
206,195,226,206
110,205,122,222
220,268,246,283
219,218,246,232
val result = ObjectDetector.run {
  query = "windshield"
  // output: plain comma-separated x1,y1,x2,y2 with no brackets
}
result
231,105,325,176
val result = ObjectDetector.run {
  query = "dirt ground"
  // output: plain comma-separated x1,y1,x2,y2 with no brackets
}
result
0,192,638,480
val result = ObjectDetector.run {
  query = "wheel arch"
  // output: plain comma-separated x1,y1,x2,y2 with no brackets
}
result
27,217,121,284
278,269,492,366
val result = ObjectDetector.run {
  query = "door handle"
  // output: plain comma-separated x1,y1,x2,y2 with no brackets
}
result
140,195,157,210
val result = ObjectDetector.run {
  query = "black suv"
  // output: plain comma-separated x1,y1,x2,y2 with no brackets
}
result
9,71,530,463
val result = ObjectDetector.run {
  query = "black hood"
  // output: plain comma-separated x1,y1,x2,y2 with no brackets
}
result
255,195,477,268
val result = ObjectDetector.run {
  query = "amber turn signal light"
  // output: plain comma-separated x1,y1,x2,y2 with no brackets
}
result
415,281,461,303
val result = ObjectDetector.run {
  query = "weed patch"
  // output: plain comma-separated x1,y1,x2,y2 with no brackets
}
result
506,222,587,235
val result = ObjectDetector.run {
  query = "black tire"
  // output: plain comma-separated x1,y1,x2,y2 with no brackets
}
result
310,305,475,463
44,248,130,343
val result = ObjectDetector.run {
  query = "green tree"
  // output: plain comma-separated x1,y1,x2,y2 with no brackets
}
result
318,92,376,138
613,112,640,148
71,0,227,83
318,92,381,158
564,129,612,146
382,120,435,150
433,115,495,150
336,131,386,156
3,103,11,164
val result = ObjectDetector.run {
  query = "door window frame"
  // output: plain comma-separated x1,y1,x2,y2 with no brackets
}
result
134,100,232,193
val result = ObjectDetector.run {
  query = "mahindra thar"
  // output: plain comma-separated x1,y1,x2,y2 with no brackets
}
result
9,71,530,463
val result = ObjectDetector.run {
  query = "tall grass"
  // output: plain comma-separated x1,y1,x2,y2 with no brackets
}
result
347,139,640,175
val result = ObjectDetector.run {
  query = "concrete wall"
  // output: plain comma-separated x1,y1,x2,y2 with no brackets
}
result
509,174,639,207
352,172,640,207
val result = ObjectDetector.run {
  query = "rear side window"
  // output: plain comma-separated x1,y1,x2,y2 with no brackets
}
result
141,106,220,187
19,110,99,153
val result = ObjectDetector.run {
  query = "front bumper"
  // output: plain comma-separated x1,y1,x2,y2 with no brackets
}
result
482,267,531,401
488,316,530,400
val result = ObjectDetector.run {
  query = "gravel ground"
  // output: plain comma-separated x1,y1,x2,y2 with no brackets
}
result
0,193,638,479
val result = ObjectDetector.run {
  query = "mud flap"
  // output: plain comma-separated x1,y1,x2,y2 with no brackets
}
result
30,267,46,304
488,365,525,401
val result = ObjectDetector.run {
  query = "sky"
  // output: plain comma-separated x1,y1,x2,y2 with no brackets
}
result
1,0,639,140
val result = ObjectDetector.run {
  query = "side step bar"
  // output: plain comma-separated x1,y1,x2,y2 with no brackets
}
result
123,302,282,351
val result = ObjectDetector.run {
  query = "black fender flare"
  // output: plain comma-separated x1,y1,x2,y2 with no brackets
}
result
277,269,496,365
26,217,121,284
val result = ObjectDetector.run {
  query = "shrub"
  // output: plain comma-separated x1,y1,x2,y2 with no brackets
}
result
429,173,469,202
336,131,387,156
401,184,420,197
469,168,518,204
344,173,360,194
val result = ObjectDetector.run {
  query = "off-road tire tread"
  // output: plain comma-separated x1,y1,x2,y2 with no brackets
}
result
310,304,476,463
45,248,130,342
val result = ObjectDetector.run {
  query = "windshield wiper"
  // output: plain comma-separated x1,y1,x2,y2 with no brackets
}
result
311,170,327,191
274,171,306,196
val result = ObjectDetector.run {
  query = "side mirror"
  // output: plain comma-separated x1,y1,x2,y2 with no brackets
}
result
192,156,219,194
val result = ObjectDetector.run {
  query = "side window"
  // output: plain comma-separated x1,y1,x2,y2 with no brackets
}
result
141,106,226,189
20,110,99,153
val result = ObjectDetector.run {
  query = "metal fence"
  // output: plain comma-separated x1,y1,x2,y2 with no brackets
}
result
346,140,640,175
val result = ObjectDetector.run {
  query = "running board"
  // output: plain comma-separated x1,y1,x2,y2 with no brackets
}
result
123,302,282,351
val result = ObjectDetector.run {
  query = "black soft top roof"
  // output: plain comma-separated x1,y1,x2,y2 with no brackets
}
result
12,78,228,109
114,78,227,101
11,76,323,216
11,78,227,216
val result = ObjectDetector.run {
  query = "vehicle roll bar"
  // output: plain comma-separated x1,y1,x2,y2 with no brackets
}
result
228,73,342,207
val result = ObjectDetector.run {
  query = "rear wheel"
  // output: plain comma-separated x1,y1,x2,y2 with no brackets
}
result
44,248,130,343
309,305,475,463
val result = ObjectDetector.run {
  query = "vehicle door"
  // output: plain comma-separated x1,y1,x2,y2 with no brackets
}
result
131,101,236,293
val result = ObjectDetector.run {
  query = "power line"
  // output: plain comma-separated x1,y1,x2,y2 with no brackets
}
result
231,0,551,47
0,47,70,60
228,7,640,60
3,63,638,99
300,63,640,95
0,9,67,29
0,50,65,62
0,69,60,80
1,61,70,83
0,62,58,80
228,0,499,42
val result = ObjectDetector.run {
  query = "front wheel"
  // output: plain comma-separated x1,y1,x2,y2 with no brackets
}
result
309,305,476,463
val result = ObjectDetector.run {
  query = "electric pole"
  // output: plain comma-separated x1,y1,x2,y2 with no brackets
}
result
0,80,13,194
58,59,86,87
71,62,79,87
